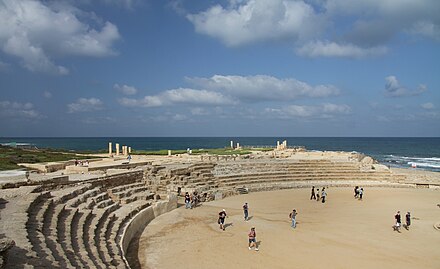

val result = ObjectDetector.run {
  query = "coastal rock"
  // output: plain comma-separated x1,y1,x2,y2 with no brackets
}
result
361,156,375,165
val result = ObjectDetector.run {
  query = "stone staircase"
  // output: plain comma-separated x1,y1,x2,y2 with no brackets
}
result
22,180,157,269
212,160,396,190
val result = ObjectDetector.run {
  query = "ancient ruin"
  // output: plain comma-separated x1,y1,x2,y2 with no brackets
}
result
2,145,436,269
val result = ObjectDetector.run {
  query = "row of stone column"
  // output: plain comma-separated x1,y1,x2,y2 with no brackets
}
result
108,142,131,156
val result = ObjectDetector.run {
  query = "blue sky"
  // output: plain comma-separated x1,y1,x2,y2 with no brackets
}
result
0,0,439,137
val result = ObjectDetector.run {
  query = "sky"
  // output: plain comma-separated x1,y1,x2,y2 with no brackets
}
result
0,0,439,137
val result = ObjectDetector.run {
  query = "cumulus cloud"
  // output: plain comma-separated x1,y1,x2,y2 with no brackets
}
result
67,98,104,113
421,102,435,110
384,76,427,97
185,0,440,57
187,75,339,102
114,84,138,95
296,41,388,58
0,101,42,119
119,88,236,107
265,103,351,119
187,0,324,46
0,0,120,74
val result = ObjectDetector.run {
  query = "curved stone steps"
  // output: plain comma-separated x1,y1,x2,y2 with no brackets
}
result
94,203,120,267
74,209,97,268
25,196,59,267
219,175,392,187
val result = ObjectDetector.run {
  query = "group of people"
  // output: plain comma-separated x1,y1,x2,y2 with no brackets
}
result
310,186,327,203
184,191,200,209
74,159,89,167
216,205,259,251
210,186,412,252
394,211,411,232
354,186,364,200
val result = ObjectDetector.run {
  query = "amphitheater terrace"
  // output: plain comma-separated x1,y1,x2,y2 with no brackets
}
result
0,147,439,268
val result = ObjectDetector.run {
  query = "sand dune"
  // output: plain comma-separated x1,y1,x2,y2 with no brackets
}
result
135,187,440,269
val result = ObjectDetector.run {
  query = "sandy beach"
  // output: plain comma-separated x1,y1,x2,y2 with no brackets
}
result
135,187,440,269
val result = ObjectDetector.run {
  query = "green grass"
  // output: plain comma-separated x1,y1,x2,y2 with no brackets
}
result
133,147,273,156
0,146,98,171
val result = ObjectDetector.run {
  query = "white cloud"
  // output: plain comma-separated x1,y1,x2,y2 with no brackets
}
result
119,88,236,107
0,101,42,119
67,98,104,113
296,41,388,58
187,0,324,46
185,0,440,58
0,0,120,74
187,75,340,101
265,103,351,119
421,102,435,110
43,91,52,99
408,21,440,40
114,84,138,95
384,76,427,97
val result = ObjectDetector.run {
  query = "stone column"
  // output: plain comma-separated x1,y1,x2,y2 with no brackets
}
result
108,142,112,156
230,140,234,148
128,147,131,154
116,143,120,155
168,150,171,156
236,143,240,149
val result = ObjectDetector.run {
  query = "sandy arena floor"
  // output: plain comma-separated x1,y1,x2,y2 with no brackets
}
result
133,187,440,269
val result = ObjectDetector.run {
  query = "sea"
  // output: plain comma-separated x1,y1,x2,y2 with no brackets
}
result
1,137,439,172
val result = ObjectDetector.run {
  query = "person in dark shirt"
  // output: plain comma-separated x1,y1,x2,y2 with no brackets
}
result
405,212,411,230
243,203,249,221
185,192,191,209
218,209,227,231
394,211,401,232
310,186,316,200
354,186,359,198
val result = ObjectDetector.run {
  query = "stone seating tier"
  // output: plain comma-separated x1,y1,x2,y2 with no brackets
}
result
20,180,156,269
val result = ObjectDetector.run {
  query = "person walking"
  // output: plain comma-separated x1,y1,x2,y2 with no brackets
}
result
289,209,298,228
394,211,402,232
248,227,258,251
359,188,363,200
243,202,249,221
321,188,327,203
184,192,191,209
405,212,411,230
310,186,316,200
316,188,320,201
218,209,227,231
354,186,359,198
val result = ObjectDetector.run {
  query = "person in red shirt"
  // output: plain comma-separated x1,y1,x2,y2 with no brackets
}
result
248,227,258,251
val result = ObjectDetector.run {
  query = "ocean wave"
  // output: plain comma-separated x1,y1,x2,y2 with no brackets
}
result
407,162,440,169
382,155,440,170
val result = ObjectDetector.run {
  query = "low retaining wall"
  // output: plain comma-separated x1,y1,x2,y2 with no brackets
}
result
120,194,178,268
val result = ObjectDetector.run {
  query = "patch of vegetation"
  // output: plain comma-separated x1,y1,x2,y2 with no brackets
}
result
0,146,98,171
